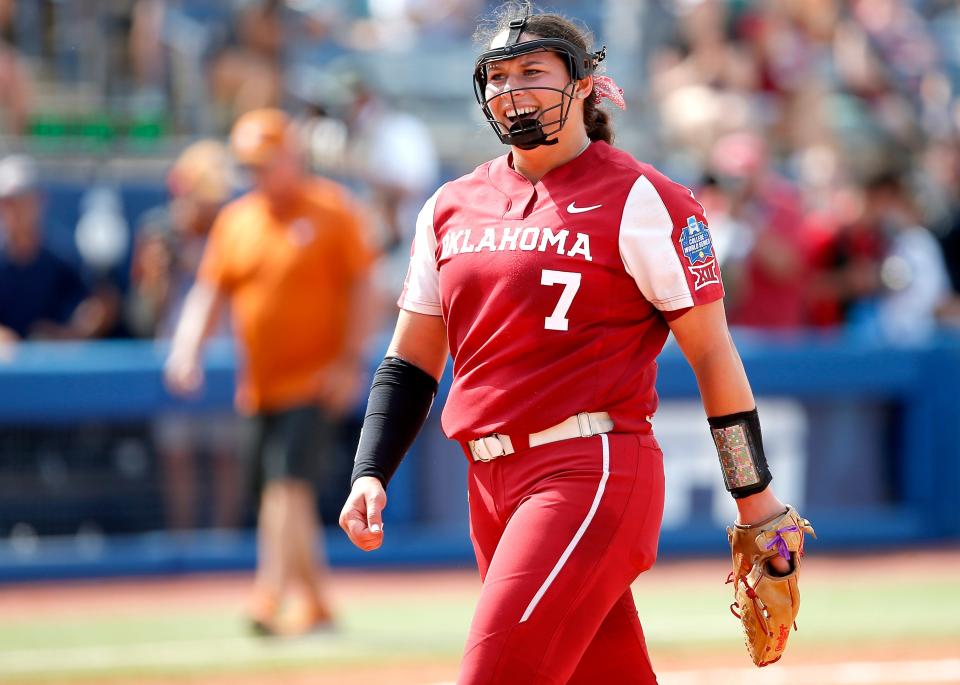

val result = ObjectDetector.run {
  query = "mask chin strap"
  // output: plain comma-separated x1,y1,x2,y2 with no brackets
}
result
506,120,558,150
503,80,560,150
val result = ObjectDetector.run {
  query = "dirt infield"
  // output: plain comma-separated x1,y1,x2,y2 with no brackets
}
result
2,547,959,685
6,547,958,619
0,568,480,620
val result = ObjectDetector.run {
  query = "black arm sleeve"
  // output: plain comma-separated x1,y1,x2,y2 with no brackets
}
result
350,356,439,487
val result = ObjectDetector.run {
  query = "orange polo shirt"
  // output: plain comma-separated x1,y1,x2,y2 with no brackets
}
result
198,177,373,413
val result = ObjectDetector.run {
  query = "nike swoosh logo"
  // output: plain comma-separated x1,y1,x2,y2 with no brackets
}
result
567,202,602,214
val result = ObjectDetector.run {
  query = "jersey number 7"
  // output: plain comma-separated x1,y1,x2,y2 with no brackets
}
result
540,269,581,331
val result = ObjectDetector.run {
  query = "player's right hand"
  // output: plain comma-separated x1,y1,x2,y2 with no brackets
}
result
339,476,386,552
163,351,204,396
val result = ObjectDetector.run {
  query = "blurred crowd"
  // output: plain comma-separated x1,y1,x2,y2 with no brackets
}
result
0,0,449,351
0,0,958,552
651,0,960,340
2,0,960,351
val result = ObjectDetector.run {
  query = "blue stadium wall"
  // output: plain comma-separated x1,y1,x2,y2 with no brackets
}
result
1,333,959,582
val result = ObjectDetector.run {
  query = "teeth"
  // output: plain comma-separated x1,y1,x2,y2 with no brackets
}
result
505,106,538,118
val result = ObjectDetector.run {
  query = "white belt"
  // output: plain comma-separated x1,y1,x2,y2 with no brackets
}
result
468,411,614,462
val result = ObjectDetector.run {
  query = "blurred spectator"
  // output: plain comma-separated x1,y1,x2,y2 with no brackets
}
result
207,0,285,132
645,0,960,338
0,0,31,135
343,75,439,255
866,171,953,342
802,185,865,327
165,109,375,636
921,134,960,316
128,140,244,532
127,0,224,134
74,184,131,280
129,0,168,107
806,170,954,342
130,0,350,134
354,0,482,49
302,72,438,318
128,140,236,339
805,183,888,330
705,132,811,330
849,0,939,100
0,155,116,344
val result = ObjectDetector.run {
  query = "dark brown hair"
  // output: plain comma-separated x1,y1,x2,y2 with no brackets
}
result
474,2,614,144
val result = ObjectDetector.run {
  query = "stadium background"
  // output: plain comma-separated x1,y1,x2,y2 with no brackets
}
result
0,1,959,683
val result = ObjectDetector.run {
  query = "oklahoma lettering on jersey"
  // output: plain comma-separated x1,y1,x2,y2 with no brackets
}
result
439,226,593,262
399,141,724,443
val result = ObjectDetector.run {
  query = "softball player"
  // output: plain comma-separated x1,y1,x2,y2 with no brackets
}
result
341,5,791,683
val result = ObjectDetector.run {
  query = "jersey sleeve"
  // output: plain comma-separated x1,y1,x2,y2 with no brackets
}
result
618,173,724,311
397,186,443,316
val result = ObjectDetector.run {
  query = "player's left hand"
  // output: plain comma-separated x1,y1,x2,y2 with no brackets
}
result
735,491,791,574
727,505,816,667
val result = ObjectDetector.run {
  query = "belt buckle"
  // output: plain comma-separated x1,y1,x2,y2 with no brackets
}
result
473,434,506,462
576,412,593,437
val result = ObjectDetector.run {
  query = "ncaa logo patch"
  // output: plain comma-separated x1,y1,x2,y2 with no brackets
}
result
679,215,714,264
678,215,720,291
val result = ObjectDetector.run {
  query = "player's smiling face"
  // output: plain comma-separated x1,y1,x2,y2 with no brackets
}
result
483,34,576,137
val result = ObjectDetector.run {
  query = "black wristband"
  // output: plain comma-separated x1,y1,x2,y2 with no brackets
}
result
351,356,438,487
707,407,773,499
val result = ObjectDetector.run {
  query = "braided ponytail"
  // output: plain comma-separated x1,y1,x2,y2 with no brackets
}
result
583,92,614,144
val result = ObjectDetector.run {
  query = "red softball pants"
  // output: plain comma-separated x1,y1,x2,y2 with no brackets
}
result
459,432,665,685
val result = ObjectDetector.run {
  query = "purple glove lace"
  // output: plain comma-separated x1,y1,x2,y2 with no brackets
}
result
765,525,800,561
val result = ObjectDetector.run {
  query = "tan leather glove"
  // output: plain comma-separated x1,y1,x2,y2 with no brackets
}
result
727,505,815,667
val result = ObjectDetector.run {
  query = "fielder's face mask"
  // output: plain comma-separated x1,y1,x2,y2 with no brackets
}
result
473,18,605,150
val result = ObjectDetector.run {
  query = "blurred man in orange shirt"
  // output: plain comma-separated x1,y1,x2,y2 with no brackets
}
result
165,109,375,636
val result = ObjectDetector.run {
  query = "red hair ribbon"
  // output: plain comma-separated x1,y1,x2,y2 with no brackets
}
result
593,75,625,110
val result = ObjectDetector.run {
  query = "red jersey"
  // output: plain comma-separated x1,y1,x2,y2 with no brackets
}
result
399,141,723,442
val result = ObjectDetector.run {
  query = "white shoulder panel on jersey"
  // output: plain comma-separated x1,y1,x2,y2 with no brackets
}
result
618,175,695,311
398,185,443,316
